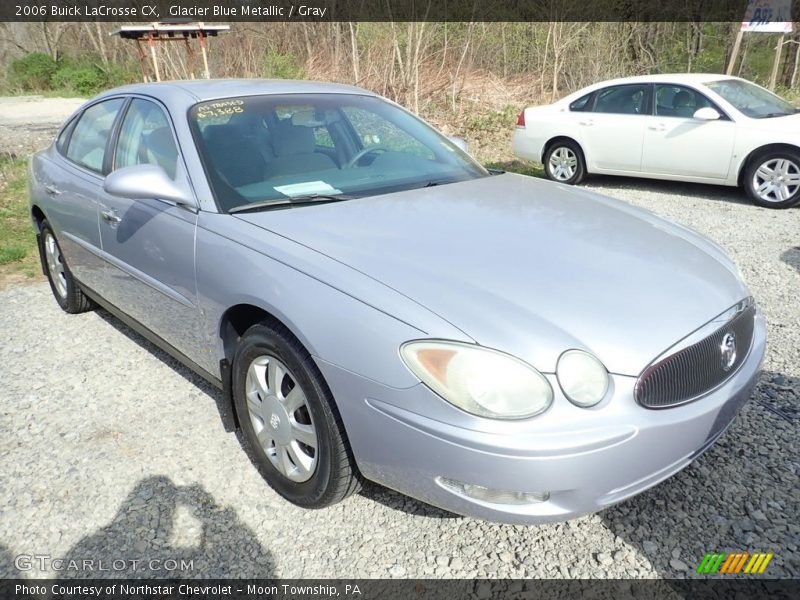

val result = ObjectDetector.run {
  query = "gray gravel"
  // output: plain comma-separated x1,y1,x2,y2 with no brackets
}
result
0,105,798,579
0,96,84,159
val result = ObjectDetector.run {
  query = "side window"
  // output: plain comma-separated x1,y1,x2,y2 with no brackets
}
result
65,98,125,172
569,92,593,112
655,85,713,119
593,84,649,116
56,117,77,154
342,107,435,160
313,126,334,148
115,99,179,179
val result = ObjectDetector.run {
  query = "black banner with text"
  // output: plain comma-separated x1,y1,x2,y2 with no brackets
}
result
0,0,771,23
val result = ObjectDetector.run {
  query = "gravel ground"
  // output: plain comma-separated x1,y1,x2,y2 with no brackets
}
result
0,100,798,581
0,96,84,159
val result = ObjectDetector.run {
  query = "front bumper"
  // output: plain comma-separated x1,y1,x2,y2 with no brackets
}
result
317,312,766,524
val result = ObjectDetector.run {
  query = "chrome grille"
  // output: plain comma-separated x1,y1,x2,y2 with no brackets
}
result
635,300,756,409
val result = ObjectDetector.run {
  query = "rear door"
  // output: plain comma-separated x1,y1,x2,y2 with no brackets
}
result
641,84,736,180
578,83,650,173
97,97,201,357
38,98,126,291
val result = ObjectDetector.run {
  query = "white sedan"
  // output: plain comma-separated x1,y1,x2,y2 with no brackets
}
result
513,74,800,209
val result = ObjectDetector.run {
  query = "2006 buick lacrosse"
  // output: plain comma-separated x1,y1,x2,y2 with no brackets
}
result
28,80,765,524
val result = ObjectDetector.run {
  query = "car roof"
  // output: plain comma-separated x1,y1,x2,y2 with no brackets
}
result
583,73,735,89
94,78,379,105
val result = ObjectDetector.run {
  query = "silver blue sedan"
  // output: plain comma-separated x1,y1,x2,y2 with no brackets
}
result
29,80,766,524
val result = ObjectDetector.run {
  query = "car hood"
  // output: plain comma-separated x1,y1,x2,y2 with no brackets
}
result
237,173,749,375
742,112,800,131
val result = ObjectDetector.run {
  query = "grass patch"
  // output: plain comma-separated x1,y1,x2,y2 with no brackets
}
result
0,157,41,284
486,159,544,178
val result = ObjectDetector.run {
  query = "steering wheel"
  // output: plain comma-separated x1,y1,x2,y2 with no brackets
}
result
344,145,390,168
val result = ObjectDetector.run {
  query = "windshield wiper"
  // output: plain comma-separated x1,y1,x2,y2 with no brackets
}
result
756,111,793,119
229,194,353,214
421,179,455,188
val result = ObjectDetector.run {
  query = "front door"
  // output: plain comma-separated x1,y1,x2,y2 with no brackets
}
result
98,97,201,358
641,84,736,180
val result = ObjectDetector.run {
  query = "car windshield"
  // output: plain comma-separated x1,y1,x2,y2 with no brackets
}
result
706,79,797,119
188,93,488,212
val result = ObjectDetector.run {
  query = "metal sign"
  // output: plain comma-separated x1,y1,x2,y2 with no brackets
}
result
741,0,793,33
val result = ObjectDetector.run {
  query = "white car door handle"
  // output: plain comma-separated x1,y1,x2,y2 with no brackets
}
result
579,119,594,126
648,124,666,131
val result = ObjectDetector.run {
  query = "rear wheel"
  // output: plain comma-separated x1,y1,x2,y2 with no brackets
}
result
544,139,586,185
40,220,93,314
744,151,800,209
232,321,360,508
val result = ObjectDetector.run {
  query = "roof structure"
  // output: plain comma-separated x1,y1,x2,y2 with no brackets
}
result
110,22,231,82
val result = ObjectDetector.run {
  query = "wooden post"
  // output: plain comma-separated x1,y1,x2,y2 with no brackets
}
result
148,32,161,82
184,34,196,79
726,29,744,75
198,30,210,79
769,34,786,91
135,38,148,82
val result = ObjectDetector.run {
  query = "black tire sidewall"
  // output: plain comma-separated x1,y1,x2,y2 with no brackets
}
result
745,152,800,209
544,140,586,185
232,325,338,506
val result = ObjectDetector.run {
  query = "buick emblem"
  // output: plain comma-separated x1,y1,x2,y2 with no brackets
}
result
270,414,281,430
720,332,737,371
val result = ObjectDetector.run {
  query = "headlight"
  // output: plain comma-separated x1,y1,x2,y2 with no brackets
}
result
400,341,553,419
556,350,609,407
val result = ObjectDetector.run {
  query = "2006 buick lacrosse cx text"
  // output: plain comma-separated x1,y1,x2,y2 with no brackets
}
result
29,79,766,524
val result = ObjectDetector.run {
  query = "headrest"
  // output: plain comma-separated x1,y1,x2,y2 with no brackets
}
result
673,91,692,108
273,121,315,156
201,124,231,147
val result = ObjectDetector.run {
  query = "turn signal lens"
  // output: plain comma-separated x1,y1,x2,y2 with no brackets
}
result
556,350,609,407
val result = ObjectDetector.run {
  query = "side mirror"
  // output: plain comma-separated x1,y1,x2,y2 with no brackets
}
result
693,107,721,121
104,165,198,209
448,136,470,154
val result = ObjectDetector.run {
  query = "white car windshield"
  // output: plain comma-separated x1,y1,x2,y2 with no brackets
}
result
706,79,797,119
188,93,488,212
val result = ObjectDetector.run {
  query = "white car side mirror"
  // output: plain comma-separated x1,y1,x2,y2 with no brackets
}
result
693,107,721,121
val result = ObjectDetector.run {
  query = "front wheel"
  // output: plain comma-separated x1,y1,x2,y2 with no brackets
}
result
744,152,800,209
232,322,360,508
544,140,586,185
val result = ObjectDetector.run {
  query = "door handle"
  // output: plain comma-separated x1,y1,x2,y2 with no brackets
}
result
579,120,594,126
647,124,666,131
101,209,122,226
44,184,61,196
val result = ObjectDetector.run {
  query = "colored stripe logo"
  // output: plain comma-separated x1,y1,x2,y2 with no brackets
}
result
696,552,773,574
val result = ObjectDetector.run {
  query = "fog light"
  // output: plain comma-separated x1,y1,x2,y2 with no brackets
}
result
438,477,549,505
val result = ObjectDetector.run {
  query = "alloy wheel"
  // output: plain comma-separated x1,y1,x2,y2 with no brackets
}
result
245,354,318,482
548,146,578,181
44,232,67,299
753,157,800,204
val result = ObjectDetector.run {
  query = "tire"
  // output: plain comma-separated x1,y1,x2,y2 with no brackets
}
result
744,150,800,209
232,321,360,508
40,220,94,314
544,139,586,185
